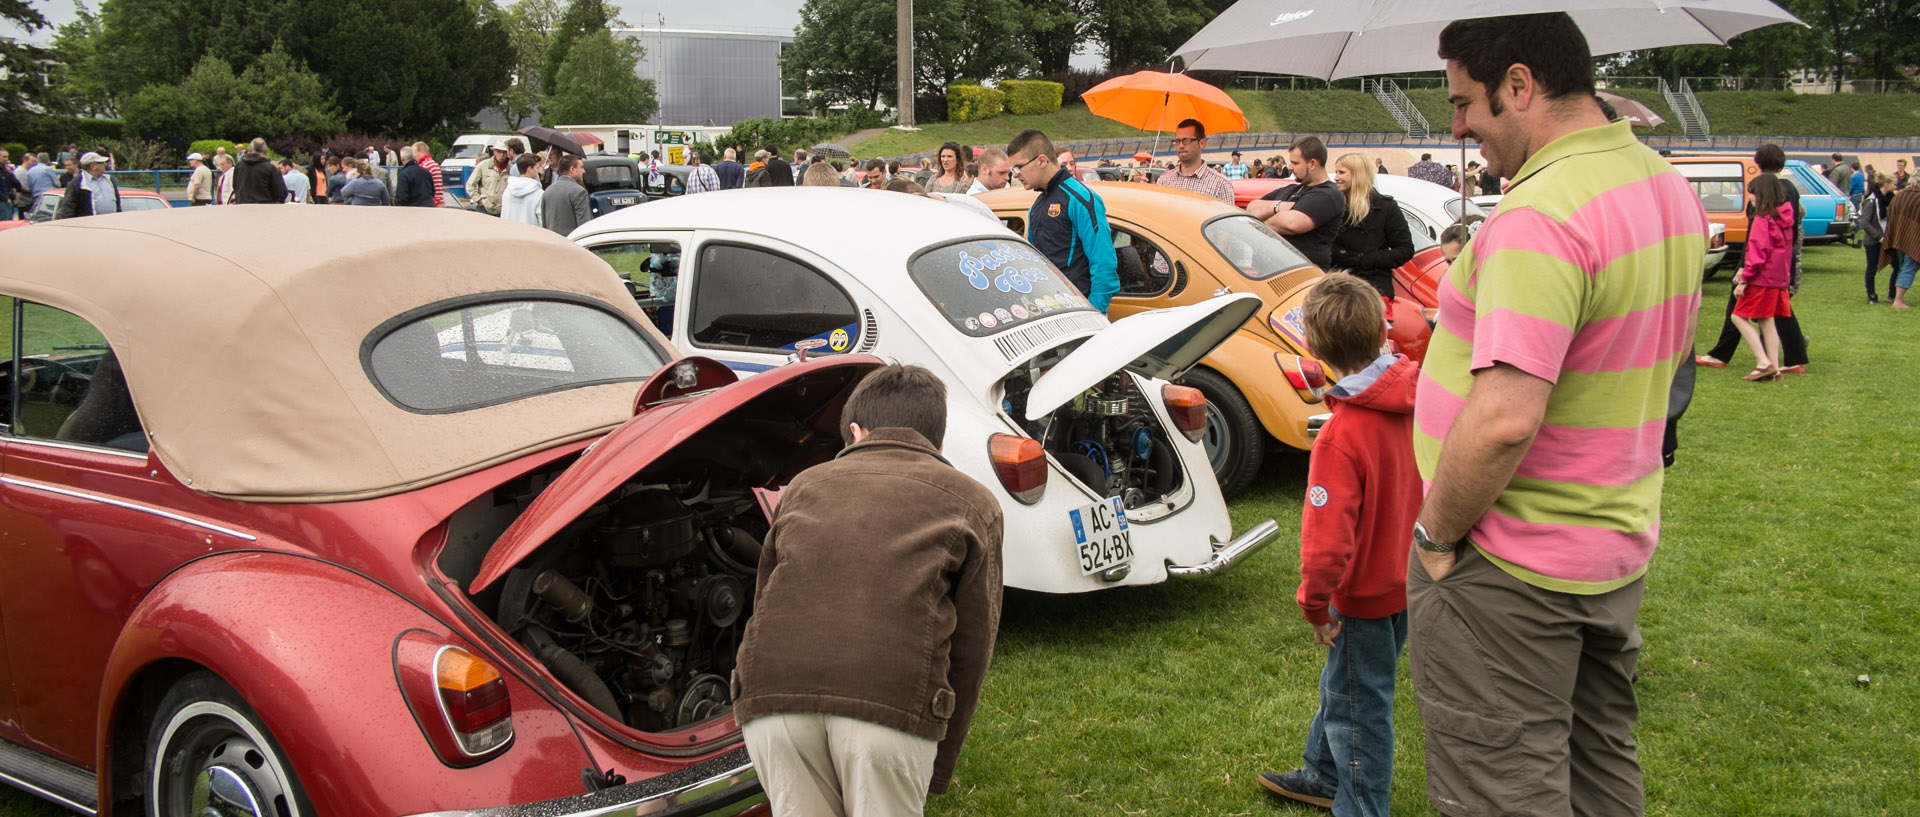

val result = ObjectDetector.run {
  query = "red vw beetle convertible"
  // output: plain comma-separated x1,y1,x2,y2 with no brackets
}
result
0,206,887,815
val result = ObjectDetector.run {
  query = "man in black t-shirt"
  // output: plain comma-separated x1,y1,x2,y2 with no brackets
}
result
1248,136,1345,268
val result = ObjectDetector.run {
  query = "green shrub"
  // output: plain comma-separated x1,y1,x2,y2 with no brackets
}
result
189,139,242,160
1,142,26,161
74,119,125,142
1000,80,1064,115
947,85,1006,123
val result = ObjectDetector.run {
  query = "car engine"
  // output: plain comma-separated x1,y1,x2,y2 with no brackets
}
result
492,481,762,732
1002,364,1184,510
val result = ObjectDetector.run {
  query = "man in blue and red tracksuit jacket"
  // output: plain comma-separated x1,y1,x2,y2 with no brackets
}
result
1259,273,1420,816
1008,129,1118,311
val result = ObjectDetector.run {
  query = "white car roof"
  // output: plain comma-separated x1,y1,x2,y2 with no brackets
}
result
571,187,1020,304
1376,173,1487,225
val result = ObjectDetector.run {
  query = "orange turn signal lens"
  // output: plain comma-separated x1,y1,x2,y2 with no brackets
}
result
436,647,513,755
988,434,1047,504
1162,385,1207,443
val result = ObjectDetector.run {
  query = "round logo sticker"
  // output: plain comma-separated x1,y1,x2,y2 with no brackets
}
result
979,312,997,328
964,317,979,331
1011,304,1029,320
1307,485,1329,508
828,328,850,352
994,308,1013,323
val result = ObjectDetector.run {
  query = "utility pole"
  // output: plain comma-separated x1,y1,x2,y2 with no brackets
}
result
895,0,915,129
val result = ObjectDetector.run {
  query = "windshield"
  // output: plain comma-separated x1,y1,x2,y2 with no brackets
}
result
1202,215,1314,279
909,238,1097,337
367,298,666,413
1443,197,1489,223
448,143,491,160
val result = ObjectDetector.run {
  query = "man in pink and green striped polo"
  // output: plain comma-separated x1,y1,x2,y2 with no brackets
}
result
1409,14,1707,817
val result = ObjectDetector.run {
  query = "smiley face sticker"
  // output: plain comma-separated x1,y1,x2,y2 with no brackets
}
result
828,328,850,352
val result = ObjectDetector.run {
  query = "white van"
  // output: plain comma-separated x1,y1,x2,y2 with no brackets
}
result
557,125,729,163
442,133,522,194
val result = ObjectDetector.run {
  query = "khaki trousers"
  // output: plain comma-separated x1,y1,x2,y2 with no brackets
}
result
742,713,937,817
1408,543,1646,817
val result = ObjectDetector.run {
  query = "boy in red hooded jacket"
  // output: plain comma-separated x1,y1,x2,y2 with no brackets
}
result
1260,273,1420,816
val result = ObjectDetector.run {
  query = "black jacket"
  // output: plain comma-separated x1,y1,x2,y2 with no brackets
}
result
232,153,287,204
1330,191,1415,297
395,161,435,207
56,173,119,219
763,156,794,187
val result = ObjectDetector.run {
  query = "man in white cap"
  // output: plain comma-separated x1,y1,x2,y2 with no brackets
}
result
185,153,214,206
56,152,119,218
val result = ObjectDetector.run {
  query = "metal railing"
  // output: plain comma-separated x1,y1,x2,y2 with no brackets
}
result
1362,78,1429,138
1683,76,1918,94
1681,79,1711,137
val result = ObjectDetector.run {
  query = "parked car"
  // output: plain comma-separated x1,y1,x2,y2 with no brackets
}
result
1230,177,1450,315
981,183,1438,499
1097,166,1166,183
1783,159,1854,244
11,187,173,227
1669,156,1853,256
573,187,1281,592
645,165,693,199
582,154,648,219
0,206,780,816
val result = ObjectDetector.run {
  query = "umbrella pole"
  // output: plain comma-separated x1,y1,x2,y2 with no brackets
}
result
1460,138,1468,220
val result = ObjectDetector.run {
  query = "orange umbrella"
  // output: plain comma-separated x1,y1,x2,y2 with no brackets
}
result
1083,70,1248,136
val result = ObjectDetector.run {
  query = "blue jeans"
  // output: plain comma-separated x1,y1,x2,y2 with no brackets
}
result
1300,607,1409,817
1896,250,1919,291
0,199,14,221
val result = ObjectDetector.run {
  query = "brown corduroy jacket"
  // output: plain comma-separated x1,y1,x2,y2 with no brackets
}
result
1879,186,1920,269
732,427,1003,794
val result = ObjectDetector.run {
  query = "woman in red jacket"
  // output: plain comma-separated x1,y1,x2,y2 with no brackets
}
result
1732,174,1794,382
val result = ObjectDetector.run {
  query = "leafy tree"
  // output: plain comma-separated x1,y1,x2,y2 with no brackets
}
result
1089,0,1225,71
47,1,116,117
2,0,69,124
543,29,657,124
498,0,562,128
243,45,347,137
781,0,898,109
913,0,1037,95
124,45,343,146
1021,0,1096,76
542,0,617,99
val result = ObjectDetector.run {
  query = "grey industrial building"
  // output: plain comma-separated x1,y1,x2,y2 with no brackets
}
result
618,27,793,127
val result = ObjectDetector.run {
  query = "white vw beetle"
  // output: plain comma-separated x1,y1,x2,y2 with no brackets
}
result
572,188,1278,593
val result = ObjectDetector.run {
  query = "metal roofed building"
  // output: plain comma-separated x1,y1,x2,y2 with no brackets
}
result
617,27,793,127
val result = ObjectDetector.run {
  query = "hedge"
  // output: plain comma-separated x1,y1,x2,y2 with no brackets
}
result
1,143,26,161
947,85,1006,123
1000,80,1064,115
189,139,243,160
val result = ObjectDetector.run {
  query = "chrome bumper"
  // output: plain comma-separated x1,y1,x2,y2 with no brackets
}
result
402,747,762,817
1306,413,1331,438
1166,518,1281,578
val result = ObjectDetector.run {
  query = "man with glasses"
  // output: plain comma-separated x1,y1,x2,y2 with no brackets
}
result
1008,129,1118,311
1156,119,1234,204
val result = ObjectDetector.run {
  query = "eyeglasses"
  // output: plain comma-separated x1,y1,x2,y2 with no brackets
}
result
1013,154,1045,174
1171,137,1203,145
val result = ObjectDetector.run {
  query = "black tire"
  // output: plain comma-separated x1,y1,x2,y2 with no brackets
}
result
1177,367,1263,501
146,671,314,817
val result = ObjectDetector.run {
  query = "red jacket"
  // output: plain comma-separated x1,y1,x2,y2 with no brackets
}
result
1297,354,1420,625
1740,202,1794,289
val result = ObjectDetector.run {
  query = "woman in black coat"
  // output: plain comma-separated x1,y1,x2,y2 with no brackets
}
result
1327,152,1415,298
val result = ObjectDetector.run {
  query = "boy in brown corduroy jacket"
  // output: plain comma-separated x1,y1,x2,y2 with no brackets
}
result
733,363,1003,817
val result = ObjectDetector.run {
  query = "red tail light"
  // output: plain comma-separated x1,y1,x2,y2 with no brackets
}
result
396,636,515,765
988,433,1047,504
1275,354,1327,403
1162,385,1207,443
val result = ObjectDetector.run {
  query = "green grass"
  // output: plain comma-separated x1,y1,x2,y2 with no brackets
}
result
3,245,1917,815
1231,89,1407,133
1693,91,1920,138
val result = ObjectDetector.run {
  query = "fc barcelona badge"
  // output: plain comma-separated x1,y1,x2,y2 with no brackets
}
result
1047,203,1062,217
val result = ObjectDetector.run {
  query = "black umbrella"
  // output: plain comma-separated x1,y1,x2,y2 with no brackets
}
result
811,142,852,158
518,126,586,155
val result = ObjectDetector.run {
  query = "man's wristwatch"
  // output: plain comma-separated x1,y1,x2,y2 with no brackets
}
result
1413,521,1458,554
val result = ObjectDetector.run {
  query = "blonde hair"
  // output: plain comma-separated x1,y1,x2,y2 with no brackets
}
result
1336,153,1374,226
800,162,842,186
1301,272,1386,374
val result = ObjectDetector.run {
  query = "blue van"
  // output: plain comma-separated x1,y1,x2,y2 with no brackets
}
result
1784,160,1855,244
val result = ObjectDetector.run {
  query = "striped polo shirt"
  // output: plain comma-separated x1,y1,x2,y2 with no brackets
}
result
1415,119,1706,594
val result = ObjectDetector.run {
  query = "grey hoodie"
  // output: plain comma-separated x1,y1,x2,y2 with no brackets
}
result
502,175,544,226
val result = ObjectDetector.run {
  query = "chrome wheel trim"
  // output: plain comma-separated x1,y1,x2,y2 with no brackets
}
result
151,700,300,817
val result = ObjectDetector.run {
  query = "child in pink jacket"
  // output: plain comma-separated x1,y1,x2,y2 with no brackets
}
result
1732,174,1795,381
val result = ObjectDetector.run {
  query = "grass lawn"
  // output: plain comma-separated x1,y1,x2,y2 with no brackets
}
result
2,244,1916,815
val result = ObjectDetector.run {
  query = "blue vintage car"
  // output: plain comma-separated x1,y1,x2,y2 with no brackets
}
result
1784,159,1855,244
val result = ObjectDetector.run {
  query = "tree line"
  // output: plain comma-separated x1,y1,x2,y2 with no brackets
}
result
4,0,661,158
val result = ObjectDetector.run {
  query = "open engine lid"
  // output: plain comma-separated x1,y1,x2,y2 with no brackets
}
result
469,355,883,593
1024,293,1263,420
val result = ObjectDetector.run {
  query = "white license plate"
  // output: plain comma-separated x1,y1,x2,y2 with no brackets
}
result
1068,498,1133,575
611,196,638,206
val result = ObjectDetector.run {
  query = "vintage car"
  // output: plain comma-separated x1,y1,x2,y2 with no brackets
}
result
4,187,173,229
0,206,798,816
583,154,648,218
572,188,1281,592
982,183,1437,498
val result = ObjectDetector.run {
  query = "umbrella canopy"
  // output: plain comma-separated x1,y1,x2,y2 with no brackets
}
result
1175,0,1804,80
518,126,586,155
1134,151,1155,163
1596,91,1666,128
811,142,851,158
1083,70,1249,136
569,132,605,146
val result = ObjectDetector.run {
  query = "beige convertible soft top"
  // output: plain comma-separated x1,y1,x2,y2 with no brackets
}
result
0,205,669,502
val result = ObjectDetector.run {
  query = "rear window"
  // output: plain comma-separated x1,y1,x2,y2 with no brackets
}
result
1692,179,1747,213
909,239,1096,337
448,144,490,160
1202,214,1313,279
1674,162,1745,181
592,164,635,186
365,298,666,413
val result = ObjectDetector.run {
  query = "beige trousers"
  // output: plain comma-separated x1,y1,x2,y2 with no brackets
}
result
742,713,937,817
